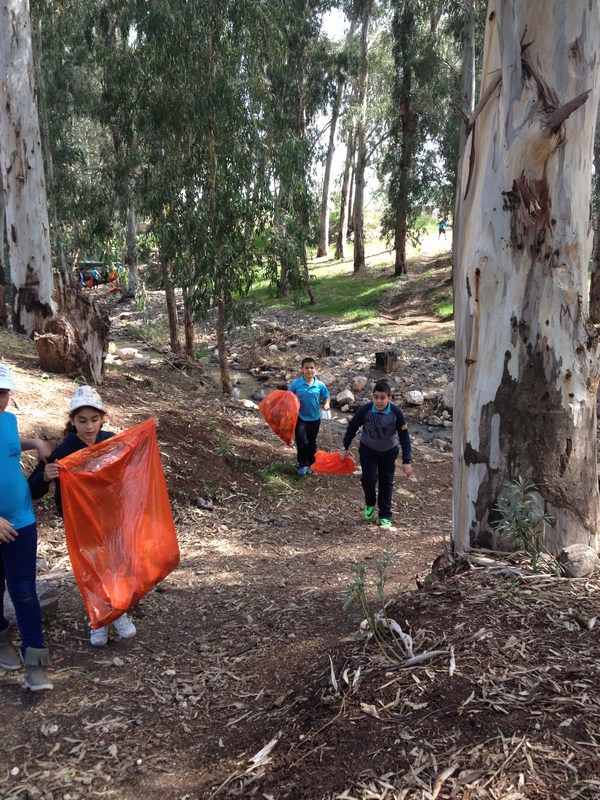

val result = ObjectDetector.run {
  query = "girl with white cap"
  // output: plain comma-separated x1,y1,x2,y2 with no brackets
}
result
29,385,137,647
0,364,54,690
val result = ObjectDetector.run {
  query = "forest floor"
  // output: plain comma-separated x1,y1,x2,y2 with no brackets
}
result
2,242,600,800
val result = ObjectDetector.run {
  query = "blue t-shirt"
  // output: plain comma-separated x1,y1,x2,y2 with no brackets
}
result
0,412,35,528
288,377,329,422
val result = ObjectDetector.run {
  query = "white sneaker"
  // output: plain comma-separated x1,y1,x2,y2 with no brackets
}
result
90,625,109,647
111,613,136,639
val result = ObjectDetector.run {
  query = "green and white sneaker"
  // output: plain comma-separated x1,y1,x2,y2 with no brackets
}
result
379,518,393,528
364,505,375,522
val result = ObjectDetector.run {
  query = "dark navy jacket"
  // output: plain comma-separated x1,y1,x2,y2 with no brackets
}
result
28,430,115,517
342,402,411,462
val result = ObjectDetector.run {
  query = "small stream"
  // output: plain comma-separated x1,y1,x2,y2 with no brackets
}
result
111,340,452,445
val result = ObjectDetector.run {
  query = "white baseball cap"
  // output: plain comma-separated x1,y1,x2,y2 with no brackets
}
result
0,364,16,391
70,385,104,413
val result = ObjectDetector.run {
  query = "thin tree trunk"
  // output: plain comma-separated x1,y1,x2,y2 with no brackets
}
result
182,285,195,359
125,205,139,293
318,21,356,259
453,0,600,554
353,0,371,274
347,161,355,235
216,287,232,395
335,125,355,260
161,255,180,355
317,96,342,258
0,0,56,334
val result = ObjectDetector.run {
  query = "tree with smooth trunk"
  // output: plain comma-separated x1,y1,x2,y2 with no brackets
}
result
453,0,600,554
0,0,56,335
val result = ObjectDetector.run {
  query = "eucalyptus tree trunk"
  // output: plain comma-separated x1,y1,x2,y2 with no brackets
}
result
161,255,180,355
392,4,416,277
317,84,343,258
0,0,56,334
353,0,371,274
125,205,139,293
453,0,600,554
216,286,232,396
182,284,195,359
452,0,476,268
589,128,600,323
0,173,7,327
335,125,355,260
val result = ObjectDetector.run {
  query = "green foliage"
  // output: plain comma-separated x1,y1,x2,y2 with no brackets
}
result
493,477,557,573
433,300,454,320
342,553,415,665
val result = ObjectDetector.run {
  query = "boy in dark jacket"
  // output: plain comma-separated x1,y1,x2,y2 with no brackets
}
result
340,380,413,527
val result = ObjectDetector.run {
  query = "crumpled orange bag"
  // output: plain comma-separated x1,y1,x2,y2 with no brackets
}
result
258,390,300,446
58,418,180,628
311,450,356,475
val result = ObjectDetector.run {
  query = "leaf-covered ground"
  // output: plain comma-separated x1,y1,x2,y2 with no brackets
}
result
2,253,599,800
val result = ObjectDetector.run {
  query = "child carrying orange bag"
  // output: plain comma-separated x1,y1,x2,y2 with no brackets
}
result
29,387,179,645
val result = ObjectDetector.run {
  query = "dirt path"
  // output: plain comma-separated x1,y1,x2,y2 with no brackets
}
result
2,259,597,800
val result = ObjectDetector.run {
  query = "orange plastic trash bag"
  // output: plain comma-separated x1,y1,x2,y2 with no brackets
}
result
58,418,180,629
311,450,356,475
258,390,300,446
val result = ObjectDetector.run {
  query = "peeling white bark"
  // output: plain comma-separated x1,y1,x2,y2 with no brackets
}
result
0,0,56,334
453,0,600,553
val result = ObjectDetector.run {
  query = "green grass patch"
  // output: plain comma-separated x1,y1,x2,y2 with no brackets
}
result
433,300,454,321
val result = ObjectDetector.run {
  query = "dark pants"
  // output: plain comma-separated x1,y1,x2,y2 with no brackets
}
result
0,522,45,651
359,444,399,520
295,418,321,468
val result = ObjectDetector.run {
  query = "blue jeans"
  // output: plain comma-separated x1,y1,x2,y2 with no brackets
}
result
294,418,321,468
359,444,399,520
0,522,45,650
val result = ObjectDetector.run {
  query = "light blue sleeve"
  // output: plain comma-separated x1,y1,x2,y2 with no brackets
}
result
319,381,330,399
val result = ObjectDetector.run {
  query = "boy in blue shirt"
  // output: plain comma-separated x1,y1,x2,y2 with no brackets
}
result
288,357,330,476
340,380,413,527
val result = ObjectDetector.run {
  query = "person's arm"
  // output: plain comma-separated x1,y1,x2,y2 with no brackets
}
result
340,405,365,460
321,384,330,411
395,408,414,477
20,437,52,462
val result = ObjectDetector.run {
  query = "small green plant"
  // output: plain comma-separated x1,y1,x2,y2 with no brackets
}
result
342,552,415,664
195,346,214,361
493,477,557,572
218,437,234,458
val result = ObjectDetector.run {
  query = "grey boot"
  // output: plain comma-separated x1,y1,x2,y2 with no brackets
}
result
23,647,53,691
0,625,21,671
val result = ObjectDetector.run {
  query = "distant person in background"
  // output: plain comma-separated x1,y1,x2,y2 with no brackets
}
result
288,357,330,477
438,218,448,240
90,268,101,288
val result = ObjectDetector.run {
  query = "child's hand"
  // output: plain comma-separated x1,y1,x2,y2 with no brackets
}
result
0,517,17,543
401,463,415,479
44,462,61,482
339,449,349,462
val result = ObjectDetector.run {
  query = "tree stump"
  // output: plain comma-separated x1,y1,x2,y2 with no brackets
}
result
375,350,397,373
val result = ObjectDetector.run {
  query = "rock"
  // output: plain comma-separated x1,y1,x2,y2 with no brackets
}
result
319,371,336,387
132,355,151,367
117,347,138,361
351,376,369,393
442,381,454,411
3,582,59,623
375,350,397,373
336,388,355,405
405,390,424,405
267,344,279,352
558,544,600,577
108,341,118,355
243,399,259,409
427,415,443,426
